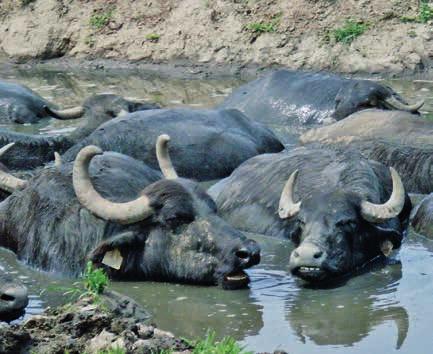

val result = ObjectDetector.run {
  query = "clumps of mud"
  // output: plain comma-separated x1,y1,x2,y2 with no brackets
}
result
0,291,191,354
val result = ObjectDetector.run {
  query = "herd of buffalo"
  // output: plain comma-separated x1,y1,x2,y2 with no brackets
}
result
0,69,431,324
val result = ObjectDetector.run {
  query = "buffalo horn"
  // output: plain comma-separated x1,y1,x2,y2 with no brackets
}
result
156,134,178,179
44,105,85,120
360,167,405,223
0,143,28,193
73,145,154,224
383,96,424,112
279,170,301,219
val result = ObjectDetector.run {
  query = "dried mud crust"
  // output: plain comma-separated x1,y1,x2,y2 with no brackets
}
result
0,291,191,354
0,0,431,74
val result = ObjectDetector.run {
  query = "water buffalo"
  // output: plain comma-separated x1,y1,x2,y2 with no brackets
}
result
0,270,28,322
300,109,433,194
0,94,159,170
0,136,260,289
220,70,423,142
208,146,411,283
0,81,55,124
61,108,284,181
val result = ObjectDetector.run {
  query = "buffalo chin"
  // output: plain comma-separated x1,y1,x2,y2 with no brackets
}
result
222,270,250,290
291,266,329,283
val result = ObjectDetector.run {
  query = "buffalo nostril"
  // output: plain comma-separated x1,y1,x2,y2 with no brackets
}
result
313,251,323,259
0,293,15,302
293,251,300,258
235,249,250,260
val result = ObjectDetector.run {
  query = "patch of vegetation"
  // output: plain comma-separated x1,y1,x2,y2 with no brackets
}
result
166,331,252,354
331,20,368,44
146,33,161,42
90,9,114,29
245,12,282,34
44,261,109,302
83,261,109,296
419,1,433,23
400,1,433,23
408,30,417,38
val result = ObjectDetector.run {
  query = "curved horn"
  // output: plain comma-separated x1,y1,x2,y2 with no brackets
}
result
73,145,154,224
54,152,62,169
0,143,28,193
383,96,424,112
279,170,301,219
156,134,178,179
360,167,405,223
44,105,85,120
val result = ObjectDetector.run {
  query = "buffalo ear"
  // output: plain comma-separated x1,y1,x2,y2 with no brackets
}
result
89,231,138,269
367,223,403,254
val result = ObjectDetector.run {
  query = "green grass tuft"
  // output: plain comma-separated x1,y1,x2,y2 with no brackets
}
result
90,10,114,29
146,33,161,41
331,20,368,44
83,261,109,296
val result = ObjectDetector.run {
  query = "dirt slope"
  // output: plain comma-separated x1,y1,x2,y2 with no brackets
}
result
0,0,432,73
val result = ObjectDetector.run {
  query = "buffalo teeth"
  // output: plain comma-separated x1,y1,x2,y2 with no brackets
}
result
299,266,320,272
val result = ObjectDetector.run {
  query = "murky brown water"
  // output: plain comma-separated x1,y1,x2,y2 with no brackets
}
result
0,67,433,353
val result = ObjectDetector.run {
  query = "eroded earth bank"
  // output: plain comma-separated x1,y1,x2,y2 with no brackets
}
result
0,0,432,74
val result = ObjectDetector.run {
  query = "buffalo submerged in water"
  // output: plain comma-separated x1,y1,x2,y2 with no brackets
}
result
220,70,423,142
300,109,433,194
60,107,284,181
0,135,260,289
0,270,28,322
0,94,159,170
208,146,412,283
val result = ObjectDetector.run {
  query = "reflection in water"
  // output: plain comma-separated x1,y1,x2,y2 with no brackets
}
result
0,69,433,353
286,261,408,349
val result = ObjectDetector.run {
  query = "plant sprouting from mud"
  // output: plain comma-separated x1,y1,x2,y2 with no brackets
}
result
83,261,109,296
90,9,114,29
331,20,368,44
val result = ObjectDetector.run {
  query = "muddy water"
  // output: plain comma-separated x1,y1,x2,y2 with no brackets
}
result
0,67,433,353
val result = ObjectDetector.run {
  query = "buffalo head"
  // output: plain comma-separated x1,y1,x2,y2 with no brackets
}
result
333,81,423,120
71,135,260,289
279,168,406,282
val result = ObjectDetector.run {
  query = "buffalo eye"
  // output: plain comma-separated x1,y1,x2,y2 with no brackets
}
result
336,219,357,230
106,110,117,118
291,219,305,246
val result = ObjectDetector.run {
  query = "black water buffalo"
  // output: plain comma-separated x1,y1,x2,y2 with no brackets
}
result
0,136,260,289
0,94,159,170
61,108,284,181
220,70,423,142
411,193,433,238
208,146,411,283
0,271,28,322
300,109,433,194
0,81,55,124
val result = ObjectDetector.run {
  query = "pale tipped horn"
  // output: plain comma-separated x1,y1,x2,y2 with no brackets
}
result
0,143,27,193
44,105,85,120
279,170,301,219
361,167,405,223
383,96,424,112
156,134,178,179
54,152,62,169
73,145,154,224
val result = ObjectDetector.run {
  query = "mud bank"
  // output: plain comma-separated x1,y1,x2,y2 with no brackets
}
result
0,0,432,74
0,291,190,354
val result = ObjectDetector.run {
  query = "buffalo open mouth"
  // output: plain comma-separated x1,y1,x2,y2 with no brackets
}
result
222,270,250,290
292,266,327,282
